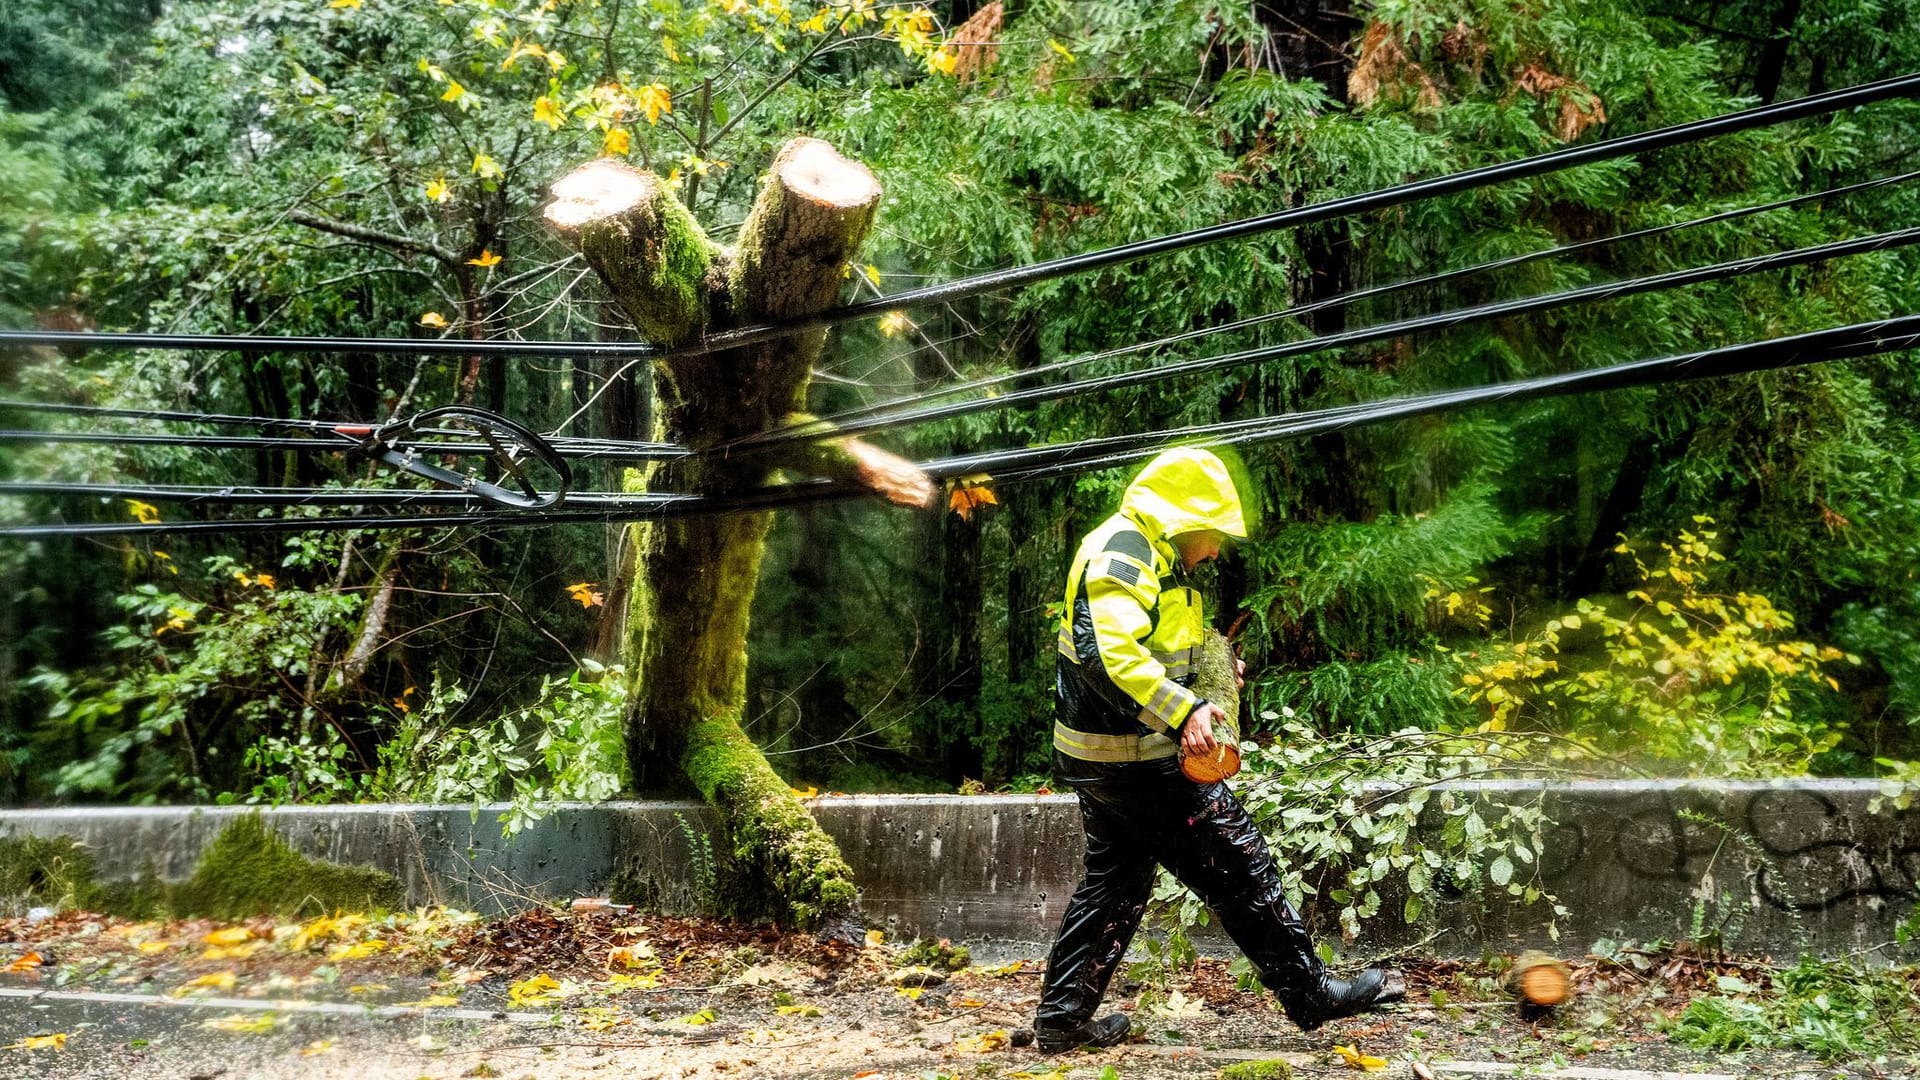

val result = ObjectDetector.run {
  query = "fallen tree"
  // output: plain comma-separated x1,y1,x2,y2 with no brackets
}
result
545,139,931,933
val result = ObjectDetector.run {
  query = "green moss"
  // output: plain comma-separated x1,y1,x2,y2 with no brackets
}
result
0,834,107,913
1218,1061,1295,1080
682,713,859,930
0,836,175,920
169,813,403,920
1195,628,1241,734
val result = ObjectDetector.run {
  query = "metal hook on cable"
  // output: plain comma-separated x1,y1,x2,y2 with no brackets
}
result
347,405,572,509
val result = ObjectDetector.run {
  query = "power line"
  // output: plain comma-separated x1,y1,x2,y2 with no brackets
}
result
758,168,1920,443
740,225,1920,452
670,72,1920,358
973,313,1920,484
8,313,1917,537
3,73,1915,365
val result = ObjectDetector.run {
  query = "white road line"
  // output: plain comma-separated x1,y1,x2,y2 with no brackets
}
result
0,985,545,1024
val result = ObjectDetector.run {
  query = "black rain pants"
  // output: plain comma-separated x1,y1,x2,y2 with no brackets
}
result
1035,754,1329,1030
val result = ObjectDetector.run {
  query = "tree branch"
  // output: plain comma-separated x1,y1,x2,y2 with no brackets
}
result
288,210,462,269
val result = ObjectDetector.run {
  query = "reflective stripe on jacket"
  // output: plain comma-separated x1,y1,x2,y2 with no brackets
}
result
1054,449,1247,763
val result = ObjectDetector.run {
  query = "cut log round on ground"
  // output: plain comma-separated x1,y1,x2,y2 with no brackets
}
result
1509,950,1572,1006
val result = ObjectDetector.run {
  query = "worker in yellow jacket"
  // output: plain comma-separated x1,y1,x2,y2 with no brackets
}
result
1033,447,1402,1053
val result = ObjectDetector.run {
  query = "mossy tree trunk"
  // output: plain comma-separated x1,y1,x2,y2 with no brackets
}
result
545,139,930,933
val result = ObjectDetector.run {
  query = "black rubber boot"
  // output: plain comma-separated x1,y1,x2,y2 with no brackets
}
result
1035,1012,1132,1054
1287,968,1406,1032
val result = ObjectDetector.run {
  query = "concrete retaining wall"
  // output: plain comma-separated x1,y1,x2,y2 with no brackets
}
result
2,781,1915,958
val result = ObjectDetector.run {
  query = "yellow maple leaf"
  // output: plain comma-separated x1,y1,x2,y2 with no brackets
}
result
325,940,386,961
602,127,631,156
676,1008,717,1025
203,926,252,947
862,264,882,288
896,986,925,1000
790,785,819,799
501,39,546,70
533,95,566,131
136,941,175,955
440,79,470,106
604,971,659,991
1333,1044,1389,1072
425,177,450,203
254,573,275,589
926,47,958,76
774,1003,822,1017
467,249,502,269
2,1032,67,1050
472,152,503,179
865,929,885,947
328,0,363,9
578,1006,628,1031
508,972,571,1006
395,994,460,1008
202,943,264,961
544,48,568,71
636,82,672,125
200,1013,280,1034
952,1029,1009,1053
420,311,449,328
878,310,911,337
172,971,238,996
565,582,604,608
6,952,43,973
126,499,160,525
661,35,681,62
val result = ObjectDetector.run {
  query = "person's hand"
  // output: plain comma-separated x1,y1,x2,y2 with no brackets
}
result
1181,702,1226,757
1233,655,1246,690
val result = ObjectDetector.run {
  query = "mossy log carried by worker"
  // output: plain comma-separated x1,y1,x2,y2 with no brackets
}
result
545,139,931,934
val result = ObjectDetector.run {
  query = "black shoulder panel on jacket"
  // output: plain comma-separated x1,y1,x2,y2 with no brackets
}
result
1102,529,1152,564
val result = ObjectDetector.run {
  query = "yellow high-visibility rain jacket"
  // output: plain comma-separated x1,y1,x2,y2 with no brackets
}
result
1054,448,1247,764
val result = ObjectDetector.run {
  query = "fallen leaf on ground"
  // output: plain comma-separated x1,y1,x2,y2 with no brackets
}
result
326,940,386,962
578,1007,628,1032
202,942,264,960
895,986,924,1000
952,1029,1009,1053
346,983,390,995
604,971,660,991
300,1040,335,1056
2,1033,67,1051
172,971,238,995
5,952,43,973
136,941,175,955
396,995,460,1008
508,972,574,1007
984,960,1025,977
774,1003,821,1017
675,1008,717,1025
1334,1043,1389,1071
607,943,656,968
200,1014,281,1034
202,927,252,947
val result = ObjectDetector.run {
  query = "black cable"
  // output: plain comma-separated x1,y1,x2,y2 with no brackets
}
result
0,481,683,508
4,74,1916,364
8,314,1917,538
0,426,687,462
970,312,1920,484
737,225,1920,453
763,167,1920,442
668,72,1920,359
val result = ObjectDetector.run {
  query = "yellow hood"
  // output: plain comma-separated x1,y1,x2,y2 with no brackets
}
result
1120,448,1247,543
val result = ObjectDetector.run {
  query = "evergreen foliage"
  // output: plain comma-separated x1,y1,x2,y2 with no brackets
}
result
3,0,1919,814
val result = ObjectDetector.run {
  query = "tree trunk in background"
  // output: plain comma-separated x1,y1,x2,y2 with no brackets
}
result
546,140,930,932
1001,320,1059,779
1754,0,1804,105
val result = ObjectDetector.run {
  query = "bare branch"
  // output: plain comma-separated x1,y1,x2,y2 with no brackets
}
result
288,210,463,269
